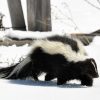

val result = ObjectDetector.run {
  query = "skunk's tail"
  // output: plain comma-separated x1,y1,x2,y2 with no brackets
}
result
0,57,32,79
0,64,18,79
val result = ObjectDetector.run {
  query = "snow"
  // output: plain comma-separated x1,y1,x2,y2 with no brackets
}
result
0,29,71,41
1,0,100,33
0,79,99,100
0,35,100,100
0,44,30,67
0,0,100,99
85,36,100,73
3,30,70,40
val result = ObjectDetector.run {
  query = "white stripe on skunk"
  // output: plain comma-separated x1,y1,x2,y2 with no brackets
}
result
30,39,87,62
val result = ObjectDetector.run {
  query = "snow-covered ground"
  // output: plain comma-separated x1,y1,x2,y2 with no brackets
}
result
0,34,100,100
0,0,100,99
1,0,100,33
0,30,70,41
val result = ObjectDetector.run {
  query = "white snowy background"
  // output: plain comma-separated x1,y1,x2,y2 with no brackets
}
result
0,0,100,100
1,0,100,33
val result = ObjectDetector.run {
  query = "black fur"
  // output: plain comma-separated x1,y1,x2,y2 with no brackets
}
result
0,65,15,78
0,59,39,80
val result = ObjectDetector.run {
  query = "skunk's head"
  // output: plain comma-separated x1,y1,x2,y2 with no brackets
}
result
80,58,99,78
87,58,99,78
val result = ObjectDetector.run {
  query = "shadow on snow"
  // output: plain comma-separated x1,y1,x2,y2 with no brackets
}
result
8,79,86,88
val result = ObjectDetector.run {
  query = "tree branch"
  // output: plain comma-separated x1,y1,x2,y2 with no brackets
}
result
84,0,100,10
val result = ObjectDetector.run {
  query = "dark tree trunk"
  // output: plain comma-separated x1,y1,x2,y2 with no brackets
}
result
7,0,26,30
27,0,52,31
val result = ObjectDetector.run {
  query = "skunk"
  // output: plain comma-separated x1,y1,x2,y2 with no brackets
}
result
29,40,99,86
0,35,99,86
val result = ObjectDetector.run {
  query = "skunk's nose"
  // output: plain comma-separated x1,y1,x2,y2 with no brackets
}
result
94,73,99,78
97,74,99,78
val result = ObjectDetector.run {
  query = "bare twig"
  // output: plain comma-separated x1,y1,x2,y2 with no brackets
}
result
84,0,100,10
97,0,100,5
51,5,80,31
62,3,79,30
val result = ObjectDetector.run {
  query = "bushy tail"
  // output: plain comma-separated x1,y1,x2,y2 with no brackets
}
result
0,57,32,79
0,64,17,79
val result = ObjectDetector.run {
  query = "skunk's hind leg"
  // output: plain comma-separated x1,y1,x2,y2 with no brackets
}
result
57,76,66,85
32,73,39,81
31,70,40,81
45,73,55,81
80,75,93,86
